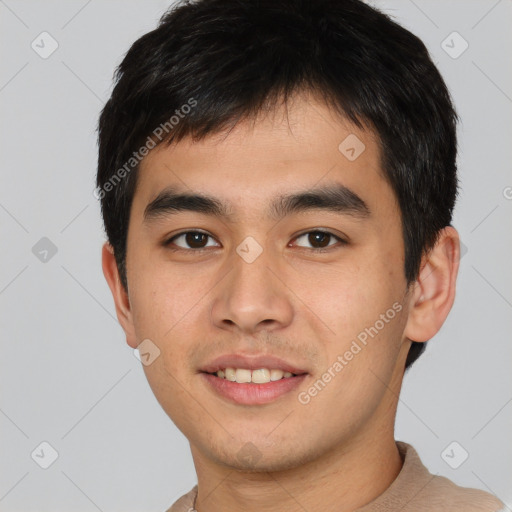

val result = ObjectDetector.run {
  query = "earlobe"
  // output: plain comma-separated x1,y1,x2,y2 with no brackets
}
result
403,227,460,343
101,242,138,348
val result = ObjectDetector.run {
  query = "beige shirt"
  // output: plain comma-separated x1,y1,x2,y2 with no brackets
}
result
165,441,505,512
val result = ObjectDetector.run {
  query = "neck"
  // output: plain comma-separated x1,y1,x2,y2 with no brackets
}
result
191,421,403,512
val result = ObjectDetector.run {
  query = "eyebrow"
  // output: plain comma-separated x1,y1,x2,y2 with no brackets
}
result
143,183,370,223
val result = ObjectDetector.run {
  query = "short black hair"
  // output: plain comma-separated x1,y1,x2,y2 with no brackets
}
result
97,0,458,370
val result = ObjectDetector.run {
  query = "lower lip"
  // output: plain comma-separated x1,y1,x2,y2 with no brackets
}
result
200,372,308,405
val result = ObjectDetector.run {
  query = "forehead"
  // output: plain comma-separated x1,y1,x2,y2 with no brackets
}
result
133,93,394,220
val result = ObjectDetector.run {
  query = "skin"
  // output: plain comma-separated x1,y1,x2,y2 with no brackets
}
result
102,91,460,512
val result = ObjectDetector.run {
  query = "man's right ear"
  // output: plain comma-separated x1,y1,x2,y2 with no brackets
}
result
101,242,138,349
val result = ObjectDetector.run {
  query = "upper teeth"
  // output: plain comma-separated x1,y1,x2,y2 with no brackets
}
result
216,368,294,383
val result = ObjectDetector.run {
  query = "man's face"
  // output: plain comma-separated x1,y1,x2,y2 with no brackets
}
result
122,94,412,471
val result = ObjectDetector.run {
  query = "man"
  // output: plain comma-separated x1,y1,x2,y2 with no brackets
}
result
97,0,506,510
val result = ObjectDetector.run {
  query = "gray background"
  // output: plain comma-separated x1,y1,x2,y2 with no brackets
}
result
1,0,511,510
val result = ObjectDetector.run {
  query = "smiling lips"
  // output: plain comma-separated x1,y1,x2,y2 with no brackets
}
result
200,353,309,404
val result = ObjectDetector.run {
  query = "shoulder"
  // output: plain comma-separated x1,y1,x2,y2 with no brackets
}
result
419,472,505,511
387,442,505,512
164,484,197,512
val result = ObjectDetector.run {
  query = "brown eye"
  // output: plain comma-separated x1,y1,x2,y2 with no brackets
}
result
293,230,346,251
166,231,219,250
308,231,331,248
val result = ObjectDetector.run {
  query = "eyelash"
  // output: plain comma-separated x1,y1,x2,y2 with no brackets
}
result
163,229,347,253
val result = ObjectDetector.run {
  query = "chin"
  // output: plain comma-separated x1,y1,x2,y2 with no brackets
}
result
210,441,316,473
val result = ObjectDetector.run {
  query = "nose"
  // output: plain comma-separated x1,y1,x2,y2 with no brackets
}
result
210,242,294,335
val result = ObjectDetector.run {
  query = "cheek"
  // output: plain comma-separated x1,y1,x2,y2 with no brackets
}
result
127,257,217,397
127,249,209,340
294,256,402,337
295,251,407,386
129,262,211,426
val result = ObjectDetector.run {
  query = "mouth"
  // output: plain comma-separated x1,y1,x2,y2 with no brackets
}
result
198,354,310,405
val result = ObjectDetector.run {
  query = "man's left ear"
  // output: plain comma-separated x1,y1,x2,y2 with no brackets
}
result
403,226,460,343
